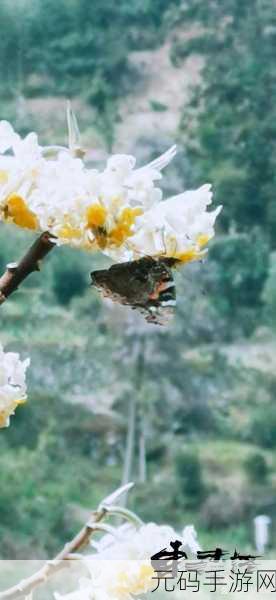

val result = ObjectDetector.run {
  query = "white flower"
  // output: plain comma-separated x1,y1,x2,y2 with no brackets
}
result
0,343,30,428
0,111,221,263
82,522,201,599
125,184,222,264
125,168,162,210
0,113,180,253
0,121,20,153
181,525,201,555
106,154,136,179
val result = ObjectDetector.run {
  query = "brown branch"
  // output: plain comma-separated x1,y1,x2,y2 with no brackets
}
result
0,507,107,600
0,232,56,304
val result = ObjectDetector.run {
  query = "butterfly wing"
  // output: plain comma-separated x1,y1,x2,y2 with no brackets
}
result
91,257,176,326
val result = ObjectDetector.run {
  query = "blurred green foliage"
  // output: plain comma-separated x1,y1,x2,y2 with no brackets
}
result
250,405,276,449
244,453,269,484
177,0,276,243
206,230,269,336
0,0,180,147
175,450,206,508
262,252,276,329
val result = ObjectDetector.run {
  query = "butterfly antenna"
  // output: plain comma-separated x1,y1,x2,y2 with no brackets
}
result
125,240,148,258
160,226,168,256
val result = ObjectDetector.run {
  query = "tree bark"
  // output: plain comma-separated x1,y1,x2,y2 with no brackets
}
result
139,423,147,483
0,232,55,304
122,391,137,492
121,337,145,502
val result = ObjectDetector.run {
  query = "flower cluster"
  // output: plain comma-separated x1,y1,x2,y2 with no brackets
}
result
0,342,30,427
129,184,221,264
0,110,221,266
56,522,200,600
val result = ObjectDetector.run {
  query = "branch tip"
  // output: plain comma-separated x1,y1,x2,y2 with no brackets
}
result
0,231,56,304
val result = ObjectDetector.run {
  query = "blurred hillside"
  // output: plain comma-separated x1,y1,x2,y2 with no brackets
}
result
1,0,276,558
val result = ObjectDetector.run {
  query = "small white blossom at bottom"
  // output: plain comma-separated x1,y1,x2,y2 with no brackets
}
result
0,343,30,428
56,522,200,600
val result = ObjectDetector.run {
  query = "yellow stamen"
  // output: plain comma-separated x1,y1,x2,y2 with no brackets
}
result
109,207,143,247
0,414,8,428
5,194,38,230
196,234,210,248
0,397,26,429
131,564,155,594
58,225,82,240
111,563,154,597
95,232,108,250
174,248,203,263
86,204,107,228
0,170,8,184
87,205,143,249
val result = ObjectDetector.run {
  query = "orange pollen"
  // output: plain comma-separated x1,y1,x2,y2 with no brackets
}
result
5,194,38,230
109,207,143,247
86,204,107,228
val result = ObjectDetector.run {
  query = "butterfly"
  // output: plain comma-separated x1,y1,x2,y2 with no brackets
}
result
91,256,176,326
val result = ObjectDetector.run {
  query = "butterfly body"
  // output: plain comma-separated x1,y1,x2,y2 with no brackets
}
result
91,257,176,326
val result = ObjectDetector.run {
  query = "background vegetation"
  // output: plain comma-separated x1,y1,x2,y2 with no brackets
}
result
1,0,276,557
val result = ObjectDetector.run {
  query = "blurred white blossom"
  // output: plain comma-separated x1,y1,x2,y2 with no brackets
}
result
0,342,30,427
56,522,200,600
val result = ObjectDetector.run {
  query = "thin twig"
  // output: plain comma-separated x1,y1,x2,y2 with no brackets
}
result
0,231,55,304
0,483,134,600
0,507,107,600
